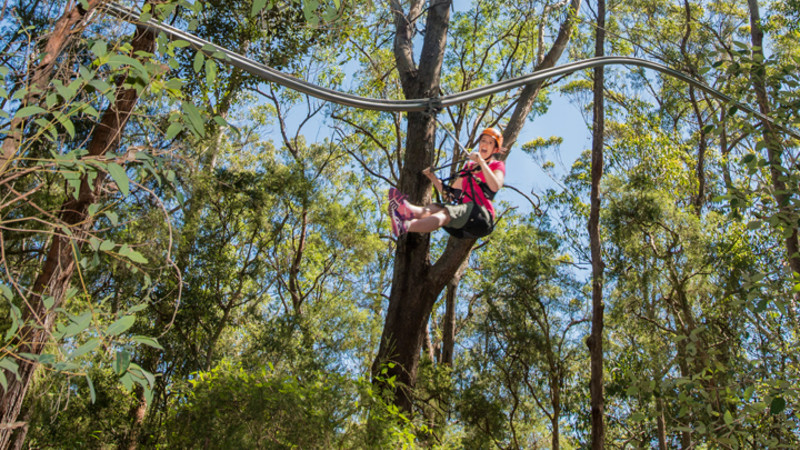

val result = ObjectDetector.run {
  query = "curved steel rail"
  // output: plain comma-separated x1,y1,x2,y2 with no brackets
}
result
103,2,800,140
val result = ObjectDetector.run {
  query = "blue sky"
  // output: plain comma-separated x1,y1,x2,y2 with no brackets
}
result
262,0,593,215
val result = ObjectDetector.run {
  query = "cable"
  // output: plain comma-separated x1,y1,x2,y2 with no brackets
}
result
102,2,800,140
433,116,471,158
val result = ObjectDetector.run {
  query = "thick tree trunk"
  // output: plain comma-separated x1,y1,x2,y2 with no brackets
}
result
374,0,582,413
0,16,156,447
587,0,606,447
371,0,451,412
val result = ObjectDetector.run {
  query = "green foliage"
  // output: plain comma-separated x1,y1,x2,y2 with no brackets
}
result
1,0,204,407
164,360,348,448
24,367,140,448
7,0,800,448
446,215,585,449
162,360,422,449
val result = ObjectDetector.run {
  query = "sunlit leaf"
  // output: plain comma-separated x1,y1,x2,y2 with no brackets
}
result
107,163,130,196
106,315,136,336
70,338,101,359
15,105,46,119
251,0,267,16
133,335,163,350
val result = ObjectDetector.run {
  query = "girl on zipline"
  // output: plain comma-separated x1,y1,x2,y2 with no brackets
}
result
389,127,506,238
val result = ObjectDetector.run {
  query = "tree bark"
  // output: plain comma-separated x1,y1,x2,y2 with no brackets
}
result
0,14,156,447
374,0,582,413
0,0,104,173
747,0,800,277
657,398,668,450
551,376,561,450
689,87,708,214
441,255,470,366
587,0,606,447
440,274,459,367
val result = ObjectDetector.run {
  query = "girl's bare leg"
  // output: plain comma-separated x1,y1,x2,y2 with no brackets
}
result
407,209,451,233
405,202,446,219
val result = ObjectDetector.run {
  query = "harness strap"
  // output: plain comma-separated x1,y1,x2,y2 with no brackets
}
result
441,164,497,204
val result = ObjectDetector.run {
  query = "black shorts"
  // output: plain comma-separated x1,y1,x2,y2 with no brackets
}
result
442,203,493,239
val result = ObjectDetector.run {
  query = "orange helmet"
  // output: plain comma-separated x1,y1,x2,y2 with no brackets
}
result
480,127,503,151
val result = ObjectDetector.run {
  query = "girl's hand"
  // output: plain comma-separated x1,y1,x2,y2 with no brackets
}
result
422,167,436,179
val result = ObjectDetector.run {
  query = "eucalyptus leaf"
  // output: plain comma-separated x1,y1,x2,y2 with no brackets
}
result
119,245,148,264
62,311,92,338
105,211,119,226
114,350,131,375
106,315,136,336
99,239,115,252
0,358,20,378
42,295,55,311
193,51,205,73
15,105,46,119
91,39,107,58
120,372,134,391
132,335,164,350
206,59,217,86
107,163,130,196
69,338,101,359
4,304,20,340
181,101,205,137
251,0,267,16
86,374,96,403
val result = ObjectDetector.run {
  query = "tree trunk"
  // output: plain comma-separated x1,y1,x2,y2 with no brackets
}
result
126,386,149,450
689,87,708,214
657,399,668,450
0,0,103,172
587,0,606,447
0,16,156,447
747,0,800,277
441,257,470,366
551,380,561,450
440,282,457,367
374,0,582,413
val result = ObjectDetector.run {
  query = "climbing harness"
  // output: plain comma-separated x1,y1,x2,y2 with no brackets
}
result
101,2,800,142
103,2,800,239
439,162,500,239
428,123,504,239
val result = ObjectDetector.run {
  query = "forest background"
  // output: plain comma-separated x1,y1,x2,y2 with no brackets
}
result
1,0,800,448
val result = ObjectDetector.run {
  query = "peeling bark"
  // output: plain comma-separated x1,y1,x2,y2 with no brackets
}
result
0,0,104,173
0,12,156,447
